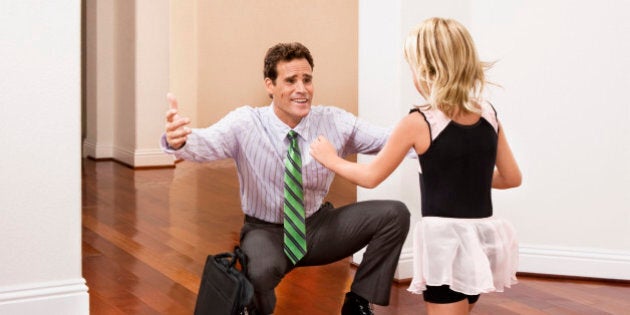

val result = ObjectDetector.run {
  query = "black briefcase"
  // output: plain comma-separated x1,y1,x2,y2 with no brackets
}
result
194,246,254,315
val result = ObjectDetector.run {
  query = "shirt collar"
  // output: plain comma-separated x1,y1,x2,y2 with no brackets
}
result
265,102,312,142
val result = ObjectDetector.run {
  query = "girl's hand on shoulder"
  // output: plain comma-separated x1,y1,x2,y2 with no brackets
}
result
310,135,337,168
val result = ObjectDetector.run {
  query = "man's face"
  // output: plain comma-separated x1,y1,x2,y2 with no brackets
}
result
265,58,313,128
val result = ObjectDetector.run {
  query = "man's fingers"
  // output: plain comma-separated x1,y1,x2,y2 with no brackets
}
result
166,127,192,148
167,93,178,111
166,117,191,132
167,130,188,142
165,108,178,123
177,127,192,138
167,137,186,150
164,93,191,150
166,124,192,139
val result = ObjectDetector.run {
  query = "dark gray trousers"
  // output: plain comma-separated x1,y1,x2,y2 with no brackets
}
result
240,200,410,314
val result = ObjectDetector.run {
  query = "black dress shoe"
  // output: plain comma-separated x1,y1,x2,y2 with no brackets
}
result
341,292,374,315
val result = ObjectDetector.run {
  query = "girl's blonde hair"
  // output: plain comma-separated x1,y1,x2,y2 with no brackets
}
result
404,17,490,117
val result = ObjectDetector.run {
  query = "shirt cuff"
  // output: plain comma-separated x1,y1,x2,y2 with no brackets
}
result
160,133,184,153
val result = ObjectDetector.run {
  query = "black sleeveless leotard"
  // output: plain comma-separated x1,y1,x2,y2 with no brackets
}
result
410,105,499,218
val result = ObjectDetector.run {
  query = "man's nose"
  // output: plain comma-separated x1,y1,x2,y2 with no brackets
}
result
295,80,306,92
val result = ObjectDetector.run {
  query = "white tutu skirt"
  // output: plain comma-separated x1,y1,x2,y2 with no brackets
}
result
407,216,519,296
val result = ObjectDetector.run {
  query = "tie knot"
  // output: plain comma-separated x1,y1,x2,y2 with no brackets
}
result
287,130,298,140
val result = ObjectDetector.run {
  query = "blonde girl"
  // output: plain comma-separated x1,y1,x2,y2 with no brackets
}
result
310,17,521,315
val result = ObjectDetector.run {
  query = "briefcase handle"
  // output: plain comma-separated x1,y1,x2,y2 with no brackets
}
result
232,246,248,274
214,246,248,273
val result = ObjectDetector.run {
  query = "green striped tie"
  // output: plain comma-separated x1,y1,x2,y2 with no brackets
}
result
284,130,306,264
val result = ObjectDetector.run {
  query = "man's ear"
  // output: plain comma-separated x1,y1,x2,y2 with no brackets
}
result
264,77,275,96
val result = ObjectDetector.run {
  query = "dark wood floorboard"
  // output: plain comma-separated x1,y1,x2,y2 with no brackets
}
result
82,158,630,314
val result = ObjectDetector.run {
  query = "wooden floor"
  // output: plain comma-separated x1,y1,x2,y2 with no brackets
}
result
82,159,630,315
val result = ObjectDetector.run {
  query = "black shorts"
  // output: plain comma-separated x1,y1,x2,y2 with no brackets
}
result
423,285,480,304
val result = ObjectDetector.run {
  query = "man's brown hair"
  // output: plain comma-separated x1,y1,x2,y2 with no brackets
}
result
263,42,314,83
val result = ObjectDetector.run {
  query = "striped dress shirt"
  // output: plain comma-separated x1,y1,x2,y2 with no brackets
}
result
162,103,389,223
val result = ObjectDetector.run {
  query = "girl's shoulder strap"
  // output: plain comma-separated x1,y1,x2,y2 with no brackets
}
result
409,105,451,141
479,100,499,133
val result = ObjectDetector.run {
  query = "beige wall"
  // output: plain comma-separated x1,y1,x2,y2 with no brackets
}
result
84,0,115,158
84,0,173,167
86,1,357,166
171,0,359,127
170,0,199,127
113,0,136,156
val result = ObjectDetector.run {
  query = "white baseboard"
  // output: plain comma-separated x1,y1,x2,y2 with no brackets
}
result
351,247,415,281
133,148,175,167
353,245,630,282
394,248,414,281
519,244,630,280
0,279,89,315
114,147,174,167
84,140,174,167
82,139,113,159
113,146,135,166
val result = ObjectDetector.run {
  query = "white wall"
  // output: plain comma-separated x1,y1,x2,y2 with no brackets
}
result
472,0,630,279
356,0,472,281
358,0,630,280
0,1,89,314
